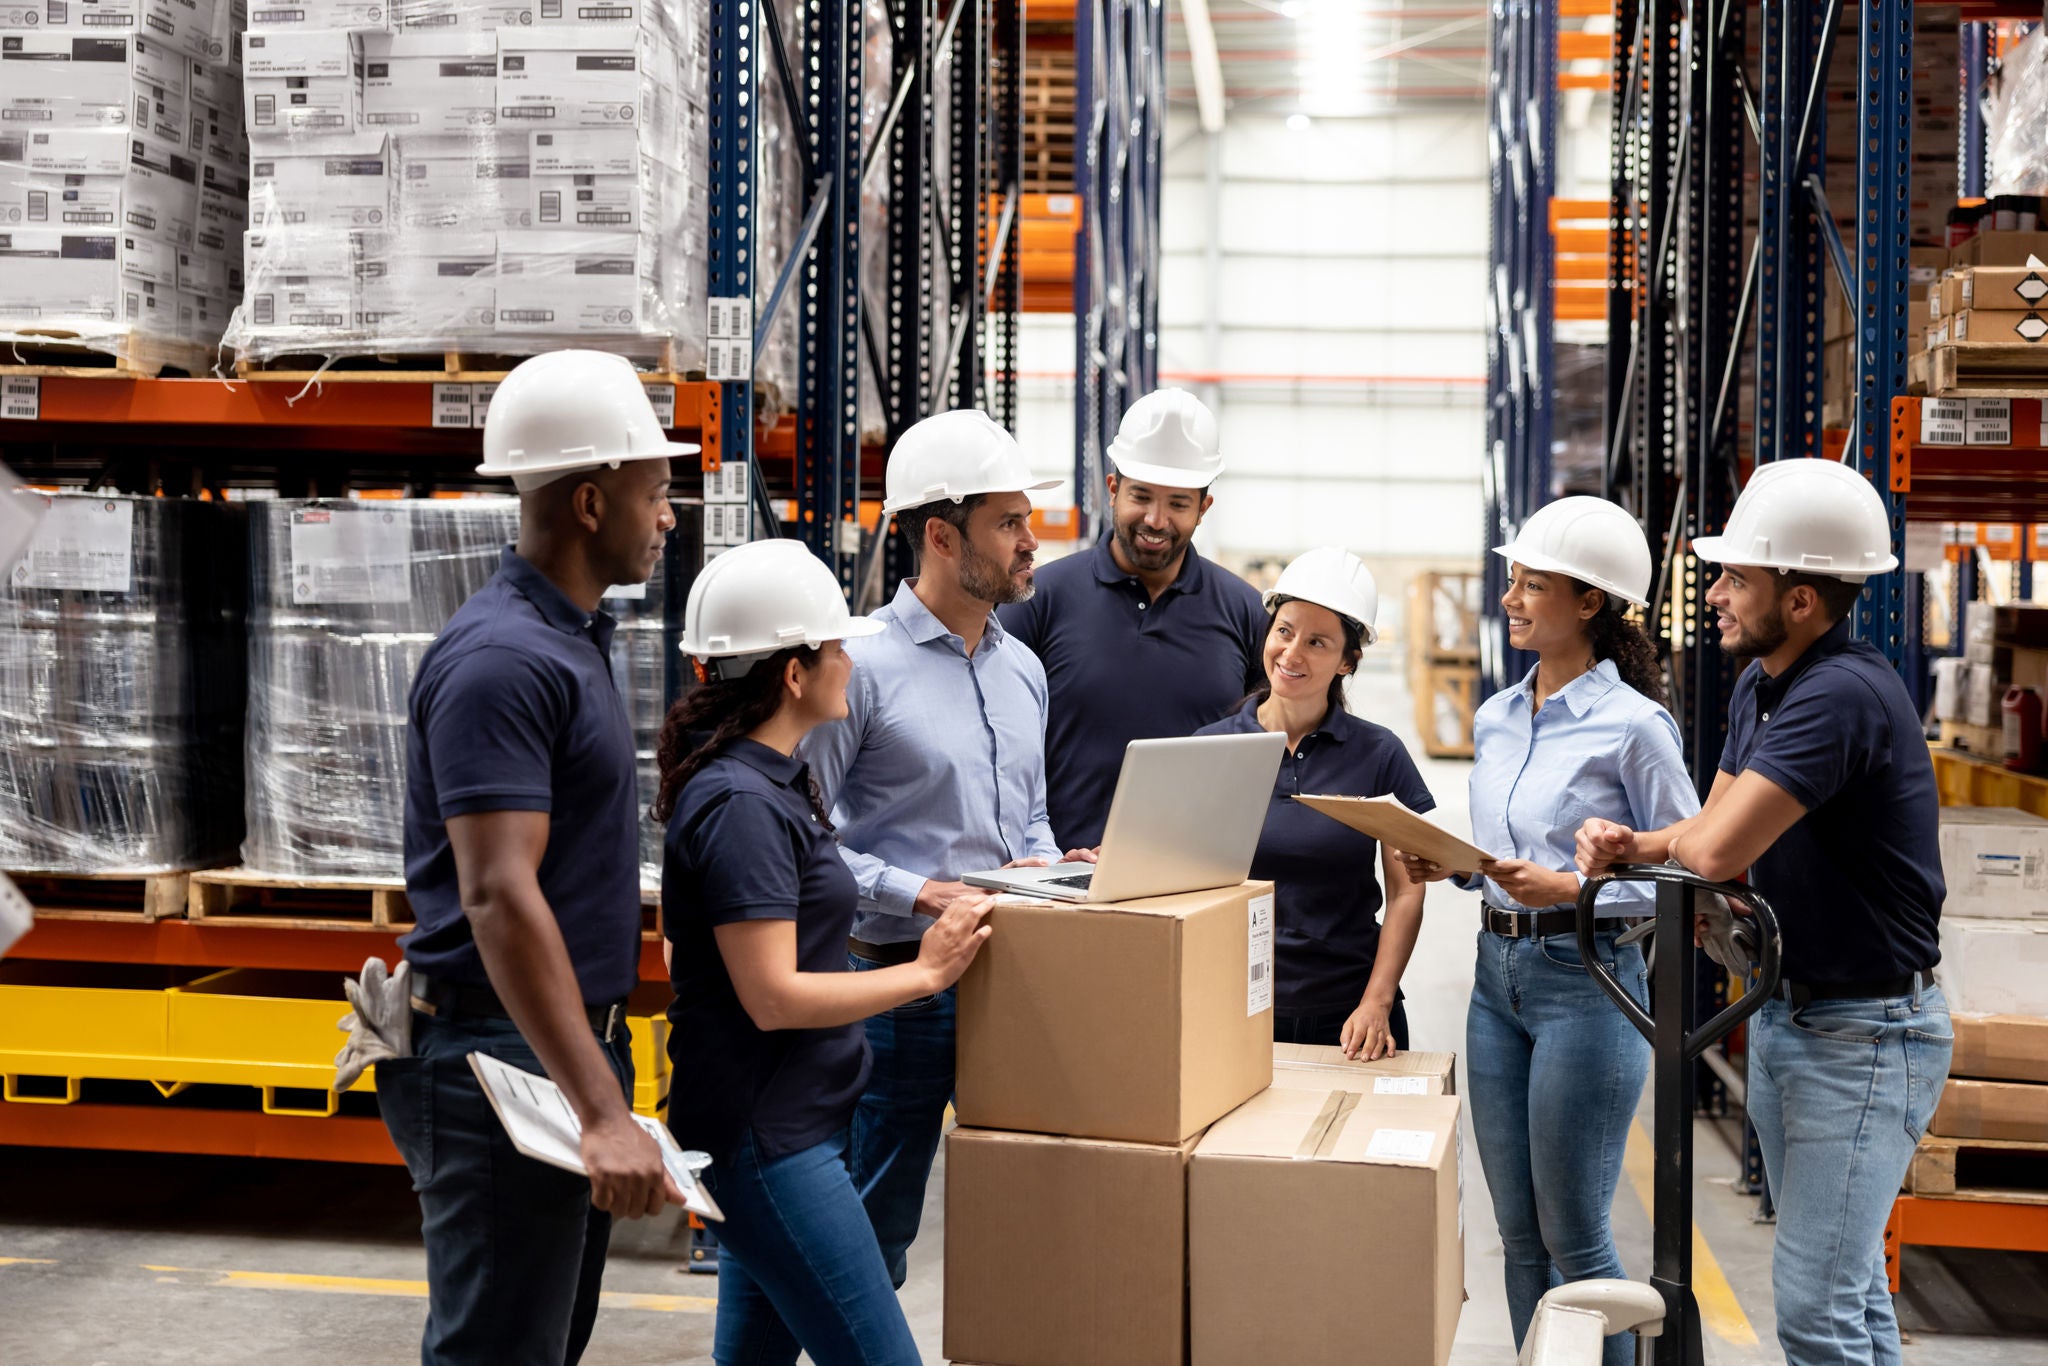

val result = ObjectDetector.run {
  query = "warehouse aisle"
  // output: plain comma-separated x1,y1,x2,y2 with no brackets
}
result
2,665,2046,1364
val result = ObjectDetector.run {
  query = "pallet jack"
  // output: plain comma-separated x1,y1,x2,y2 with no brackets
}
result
1518,864,1782,1366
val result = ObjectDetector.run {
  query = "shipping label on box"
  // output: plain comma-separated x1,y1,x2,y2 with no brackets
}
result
494,228,647,333
122,129,199,244
17,494,134,591
497,28,647,129
1939,807,2048,920
250,133,388,228
248,0,388,28
394,0,532,29
287,502,410,603
362,31,495,134
394,132,528,228
1271,1043,1459,1096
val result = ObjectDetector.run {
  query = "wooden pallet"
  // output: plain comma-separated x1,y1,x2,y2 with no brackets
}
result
1938,719,2007,758
186,868,414,929
0,329,212,379
1929,342,2048,398
9,870,195,923
1414,661,1480,760
235,337,693,384
1906,1135,2048,1203
1906,348,1931,396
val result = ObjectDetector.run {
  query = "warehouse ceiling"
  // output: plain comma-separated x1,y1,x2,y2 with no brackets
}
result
1168,0,1491,117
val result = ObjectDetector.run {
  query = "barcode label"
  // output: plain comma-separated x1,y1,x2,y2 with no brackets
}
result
1,376,39,422
706,337,751,382
706,295,750,339
1247,892,1274,1015
643,379,675,427
432,382,472,428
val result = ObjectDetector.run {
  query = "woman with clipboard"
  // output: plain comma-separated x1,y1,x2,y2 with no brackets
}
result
1195,547,1434,1061
1395,496,1697,1366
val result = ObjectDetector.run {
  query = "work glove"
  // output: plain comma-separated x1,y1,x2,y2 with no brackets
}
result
335,956,413,1093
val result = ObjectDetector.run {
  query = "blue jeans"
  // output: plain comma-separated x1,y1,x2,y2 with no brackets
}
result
1747,981,1951,1366
846,954,956,1290
1273,998,1411,1051
376,1010,636,1366
700,1126,921,1366
1467,929,1650,1366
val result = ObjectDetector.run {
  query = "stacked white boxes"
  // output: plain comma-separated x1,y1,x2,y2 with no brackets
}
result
224,0,709,365
0,13,247,368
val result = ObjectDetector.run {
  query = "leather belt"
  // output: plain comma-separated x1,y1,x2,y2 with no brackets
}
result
1481,904,1582,939
1776,971,1925,1011
847,936,920,967
411,972,625,1043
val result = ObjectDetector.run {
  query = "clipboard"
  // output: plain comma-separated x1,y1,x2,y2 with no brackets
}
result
468,1050,724,1222
1294,793,1501,875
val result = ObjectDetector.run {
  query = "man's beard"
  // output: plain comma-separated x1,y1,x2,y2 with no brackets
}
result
960,539,1033,605
1112,515,1184,572
1721,599,1789,660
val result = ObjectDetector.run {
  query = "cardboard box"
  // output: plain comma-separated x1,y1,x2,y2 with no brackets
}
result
493,228,651,335
1929,1078,2048,1143
944,1126,1196,1366
1190,1087,1463,1366
247,0,389,28
1,0,140,27
242,29,360,137
0,227,177,327
1937,917,2048,1017
143,0,224,62
528,127,643,229
193,176,243,252
393,0,532,28
241,226,356,334
187,95,245,165
122,128,199,245
1271,1043,1458,1096
1952,232,2048,270
1939,808,2048,921
1953,1014,2048,1085
0,128,131,178
249,133,388,228
393,131,530,229
358,229,494,333
496,28,652,129
0,34,187,141
1959,263,2048,313
361,31,495,134
0,163,120,228
1952,309,2048,345
955,881,1276,1145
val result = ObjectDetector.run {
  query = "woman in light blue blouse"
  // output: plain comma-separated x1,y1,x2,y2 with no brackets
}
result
1399,497,1698,1366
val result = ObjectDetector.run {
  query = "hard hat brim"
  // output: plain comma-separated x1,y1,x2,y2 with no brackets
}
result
1108,455,1223,492
1259,589,1379,646
475,440,702,480
677,611,887,658
1687,534,1896,578
879,476,1064,517
1492,543,1651,607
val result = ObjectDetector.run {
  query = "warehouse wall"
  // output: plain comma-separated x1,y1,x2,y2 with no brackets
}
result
1015,106,1490,572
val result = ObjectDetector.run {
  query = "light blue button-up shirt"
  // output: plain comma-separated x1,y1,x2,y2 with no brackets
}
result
798,580,1061,945
1464,658,1699,914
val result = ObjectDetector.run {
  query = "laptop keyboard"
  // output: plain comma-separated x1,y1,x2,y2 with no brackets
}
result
1044,872,1095,890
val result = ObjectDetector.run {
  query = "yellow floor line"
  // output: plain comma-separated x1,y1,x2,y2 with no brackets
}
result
0,1257,56,1267
140,1265,715,1314
1622,1120,1759,1348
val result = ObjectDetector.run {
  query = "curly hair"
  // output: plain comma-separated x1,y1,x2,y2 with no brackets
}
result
1573,581,1668,706
650,646,833,827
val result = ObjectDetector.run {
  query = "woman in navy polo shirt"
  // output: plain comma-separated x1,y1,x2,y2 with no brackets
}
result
1398,496,1697,1366
656,539,994,1366
1196,547,1433,1060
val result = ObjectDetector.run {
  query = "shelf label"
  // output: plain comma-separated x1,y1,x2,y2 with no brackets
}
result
643,380,675,428
0,376,38,421
706,337,752,383
704,460,748,505
289,505,413,604
1965,399,2012,446
706,296,752,340
432,383,472,429
17,496,133,592
470,382,498,430
1920,398,1967,446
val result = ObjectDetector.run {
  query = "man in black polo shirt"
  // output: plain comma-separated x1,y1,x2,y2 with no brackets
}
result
1576,458,1948,1366
999,388,1266,847
379,351,691,1365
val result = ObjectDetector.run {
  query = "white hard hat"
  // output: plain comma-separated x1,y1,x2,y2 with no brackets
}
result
1494,496,1654,607
1690,458,1899,581
477,350,700,491
881,409,1060,516
1265,547,1380,645
680,539,885,680
1106,388,1224,490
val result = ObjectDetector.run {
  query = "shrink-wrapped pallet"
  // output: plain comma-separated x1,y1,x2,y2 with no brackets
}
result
603,501,702,883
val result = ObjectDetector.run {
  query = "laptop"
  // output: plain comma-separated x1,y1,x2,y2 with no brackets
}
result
963,731,1287,903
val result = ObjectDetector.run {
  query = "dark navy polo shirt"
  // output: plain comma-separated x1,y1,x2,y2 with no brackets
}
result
1718,617,1944,985
1197,700,1437,1015
401,548,644,1006
999,536,1268,847
662,739,871,1166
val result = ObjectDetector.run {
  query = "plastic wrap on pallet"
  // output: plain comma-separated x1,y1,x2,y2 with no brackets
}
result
602,500,701,883
1549,342,1608,497
0,493,248,873
225,4,711,369
855,0,891,443
242,497,517,879
1988,30,2048,198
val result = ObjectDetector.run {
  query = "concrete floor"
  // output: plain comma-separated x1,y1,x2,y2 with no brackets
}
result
3,664,2047,1363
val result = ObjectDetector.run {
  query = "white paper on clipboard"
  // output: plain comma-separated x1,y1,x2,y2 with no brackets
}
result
468,1051,723,1222
1294,793,1501,875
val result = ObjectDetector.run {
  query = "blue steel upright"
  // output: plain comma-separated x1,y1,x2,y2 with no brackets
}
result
708,0,760,527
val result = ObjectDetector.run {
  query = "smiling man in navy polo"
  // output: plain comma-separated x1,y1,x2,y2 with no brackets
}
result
998,389,1267,848
1577,459,1948,1366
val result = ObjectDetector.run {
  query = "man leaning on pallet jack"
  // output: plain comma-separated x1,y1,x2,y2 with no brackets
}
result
1577,458,1950,1366
349,352,691,1365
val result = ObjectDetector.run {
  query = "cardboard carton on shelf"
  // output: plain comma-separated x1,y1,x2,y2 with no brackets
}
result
1954,263,2048,313
1952,1014,2048,1085
1952,232,2048,270
1938,808,2048,922
1937,916,2048,1017
1271,1042,1458,1096
955,880,1275,1146
1951,309,2048,345
944,1126,1197,1366
1190,1085,1463,1366
1929,1078,2048,1144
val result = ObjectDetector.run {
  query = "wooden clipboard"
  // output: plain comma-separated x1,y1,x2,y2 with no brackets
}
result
1294,793,1500,875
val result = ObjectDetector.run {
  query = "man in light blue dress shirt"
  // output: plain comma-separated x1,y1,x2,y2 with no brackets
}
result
798,410,1076,1289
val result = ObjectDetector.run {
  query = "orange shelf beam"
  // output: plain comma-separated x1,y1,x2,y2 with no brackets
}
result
1886,1195,2048,1293
0,1101,404,1165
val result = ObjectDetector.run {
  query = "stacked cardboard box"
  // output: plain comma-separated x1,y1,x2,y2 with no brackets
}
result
946,885,1464,1366
1932,602,2048,745
0,19,247,369
224,0,708,364
1928,1015,2048,1148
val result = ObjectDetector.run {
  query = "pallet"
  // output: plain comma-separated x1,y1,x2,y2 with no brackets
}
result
1414,661,1479,760
186,868,414,929
1929,342,2048,398
1906,348,1930,396
1938,719,2007,758
235,336,693,384
1906,1135,2048,1203
0,329,212,379
8,870,195,923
